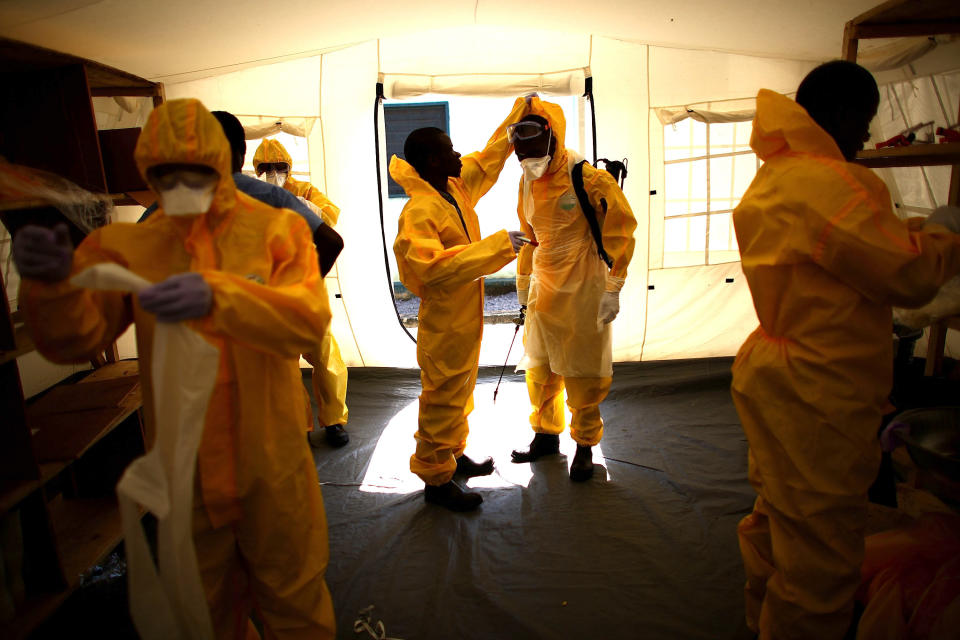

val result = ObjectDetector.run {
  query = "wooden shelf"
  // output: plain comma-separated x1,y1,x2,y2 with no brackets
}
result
0,477,41,516
854,142,960,168
0,193,147,214
0,496,126,640
0,324,34,366
1,591,73,640
0,199,49,213
0,37,160,97
843,0,960,60
0,37,156,640
49,495,124,585
28,365,141,464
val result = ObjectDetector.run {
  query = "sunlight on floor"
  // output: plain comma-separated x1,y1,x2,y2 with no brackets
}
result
359,376,610,494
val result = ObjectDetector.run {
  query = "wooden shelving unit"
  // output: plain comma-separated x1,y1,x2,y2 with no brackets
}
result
856,142,960,169
846,0,960,377
0,37,161,639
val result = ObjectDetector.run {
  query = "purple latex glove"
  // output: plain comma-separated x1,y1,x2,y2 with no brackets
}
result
12,223,73,282
880,421,911,453
138,272,212,323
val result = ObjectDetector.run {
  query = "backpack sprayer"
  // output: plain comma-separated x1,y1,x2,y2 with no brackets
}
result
492,156,628,402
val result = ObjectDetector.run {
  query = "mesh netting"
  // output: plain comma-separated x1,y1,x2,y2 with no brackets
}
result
0,157,114,233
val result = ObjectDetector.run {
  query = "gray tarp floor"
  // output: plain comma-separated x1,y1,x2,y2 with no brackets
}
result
316,358,754,640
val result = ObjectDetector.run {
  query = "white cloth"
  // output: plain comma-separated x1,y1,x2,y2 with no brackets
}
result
71,264,218,640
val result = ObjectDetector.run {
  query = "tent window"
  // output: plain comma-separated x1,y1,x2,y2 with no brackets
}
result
662,120,758,267
241,130,311,180
384,102,450,198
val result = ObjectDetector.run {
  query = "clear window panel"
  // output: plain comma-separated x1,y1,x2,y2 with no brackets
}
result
665,160,707,216
711,122,736,155
664,120,707,161
732,153,759,205
663,215,708,267
709,156,734,211
708,212,740,264
734,121,752,150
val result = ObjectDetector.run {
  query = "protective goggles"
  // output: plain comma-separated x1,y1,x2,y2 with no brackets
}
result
147,164,218,191
507,121,550,143
256,162,290,176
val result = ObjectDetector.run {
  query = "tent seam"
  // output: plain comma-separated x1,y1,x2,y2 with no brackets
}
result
641,44,651,361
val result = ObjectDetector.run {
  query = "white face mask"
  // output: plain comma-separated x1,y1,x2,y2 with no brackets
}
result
263,170,288,187
159,183,216,217
520,156,551,181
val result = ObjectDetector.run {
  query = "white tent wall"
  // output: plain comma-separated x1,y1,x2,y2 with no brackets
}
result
164,55,373,367
648,47,817,107
591,37,650,361
320,41,411,367
639,47,817,360
154,31,831,368
10,20,956,378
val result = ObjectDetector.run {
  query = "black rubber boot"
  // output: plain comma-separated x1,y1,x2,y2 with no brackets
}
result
308,424,349,448
325,424,349,447
569,444,594,482
455,455,494,478
424,481,483,512
511,433,560,463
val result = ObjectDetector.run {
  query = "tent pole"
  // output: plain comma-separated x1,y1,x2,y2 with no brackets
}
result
374,81,417,344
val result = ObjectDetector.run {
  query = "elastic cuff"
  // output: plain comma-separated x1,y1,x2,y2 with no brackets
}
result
605,275,625,293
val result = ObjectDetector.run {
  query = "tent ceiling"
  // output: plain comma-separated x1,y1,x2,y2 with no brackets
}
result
0,0,881,83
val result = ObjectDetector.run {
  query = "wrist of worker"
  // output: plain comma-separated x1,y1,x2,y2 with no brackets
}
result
605,275,625,293
516,274,530,305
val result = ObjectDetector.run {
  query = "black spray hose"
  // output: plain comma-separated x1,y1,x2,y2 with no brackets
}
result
585,76,597,164
374,82,417,344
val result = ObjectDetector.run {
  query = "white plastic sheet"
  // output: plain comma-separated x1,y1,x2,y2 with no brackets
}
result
70,264,219,640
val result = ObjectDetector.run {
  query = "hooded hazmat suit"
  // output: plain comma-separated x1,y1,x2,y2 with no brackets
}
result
391,101,527,486
514,97,636,447
253,139,349,431
20,99,336,639
731,89,960,639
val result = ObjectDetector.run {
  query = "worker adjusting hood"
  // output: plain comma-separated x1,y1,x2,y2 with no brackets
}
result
135,98,237,225
750,89,845,162
524,95,569,177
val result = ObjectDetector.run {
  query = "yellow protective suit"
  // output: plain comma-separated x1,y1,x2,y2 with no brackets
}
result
20,99,337,639
515,97,636,446
391,101,527,486
253,139,340,225
253,138,348,428
731,89,960,640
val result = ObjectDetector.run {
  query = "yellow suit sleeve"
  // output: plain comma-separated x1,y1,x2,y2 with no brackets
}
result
199,215,331,357
584,164,637,290
809,176,960,308
395,202,517,294
459,98,529,207
19,231,134,364
303,185,341,227
514,179,537,290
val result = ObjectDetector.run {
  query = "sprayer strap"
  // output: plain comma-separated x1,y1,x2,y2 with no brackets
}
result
572,160,613,269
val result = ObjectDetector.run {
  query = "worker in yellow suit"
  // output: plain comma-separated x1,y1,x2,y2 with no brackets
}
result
391,101,529,512
508,96,637,482
253,138,349,447
14,99,336,639
731,61,960,639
